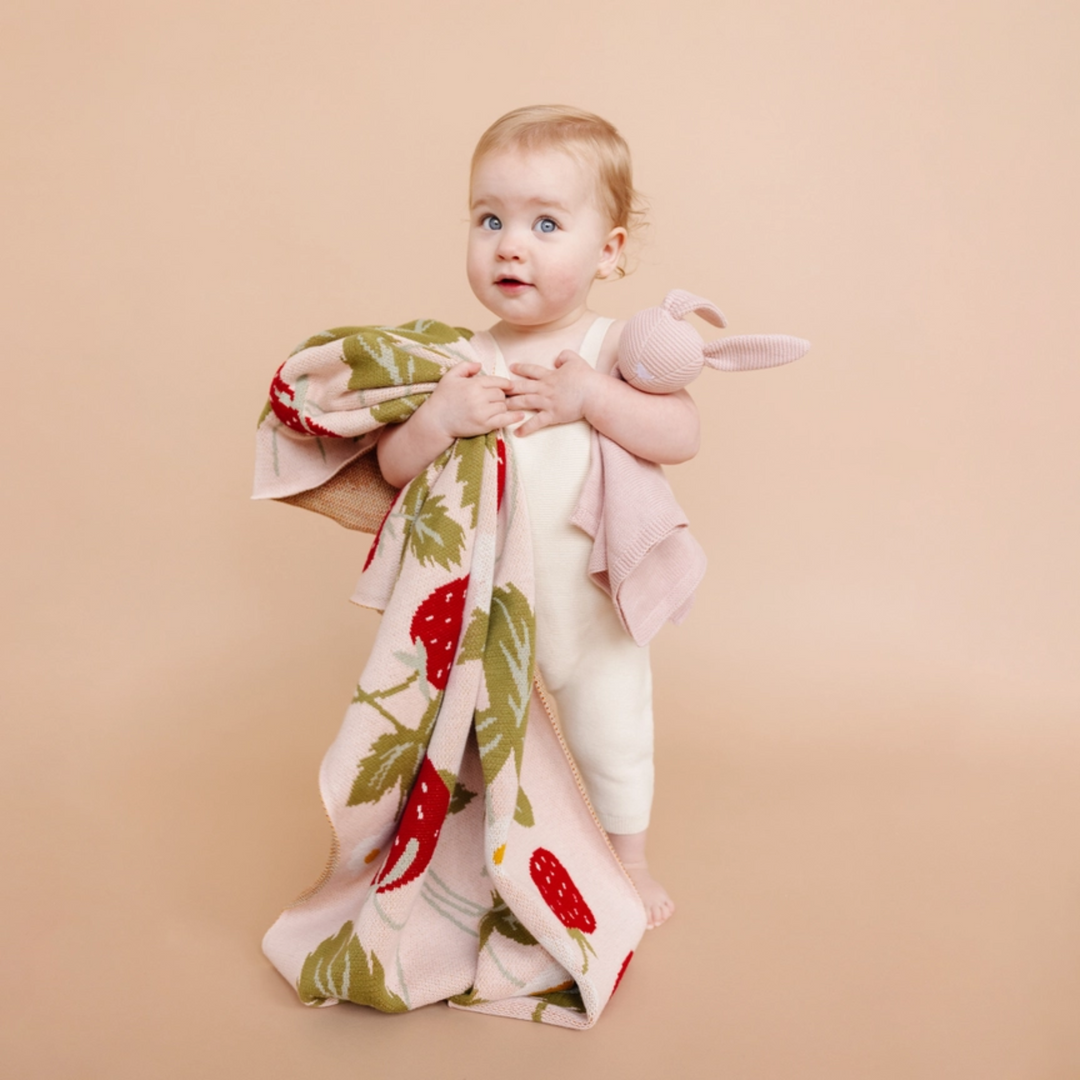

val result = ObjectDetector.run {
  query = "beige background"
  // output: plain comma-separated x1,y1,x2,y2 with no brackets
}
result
3,0,1078,1076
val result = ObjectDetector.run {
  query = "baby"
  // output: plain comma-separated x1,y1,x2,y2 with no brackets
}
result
377,105,698,929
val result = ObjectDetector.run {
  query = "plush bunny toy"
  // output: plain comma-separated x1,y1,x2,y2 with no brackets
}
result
617,288,811,393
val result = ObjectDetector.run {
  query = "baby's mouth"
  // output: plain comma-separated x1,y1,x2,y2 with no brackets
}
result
496,276,531,288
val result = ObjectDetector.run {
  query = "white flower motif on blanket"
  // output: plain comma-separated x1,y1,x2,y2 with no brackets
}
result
255,321,646,1029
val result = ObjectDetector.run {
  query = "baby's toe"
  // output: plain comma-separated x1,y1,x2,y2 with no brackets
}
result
650,898,676,929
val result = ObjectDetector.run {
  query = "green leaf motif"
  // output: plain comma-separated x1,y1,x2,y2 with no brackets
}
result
449,781,478,815
513,785,534,827
448,986,487,1007
257,398,272,427
452,435,491,530
298,921,408,1012
401,488,466,572
456,607,488,666
530,985,585,1014
431,768,478,816
370,394,427,426
478,890,539,952
567,927,597,974
400,463,430,521
474,583,535,785
392,319,473,346
394,450,467,573
342,327,448,390
347,693,440,810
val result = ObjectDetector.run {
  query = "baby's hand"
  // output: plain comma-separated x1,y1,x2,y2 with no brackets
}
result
427,361,523,439
506,352,598,436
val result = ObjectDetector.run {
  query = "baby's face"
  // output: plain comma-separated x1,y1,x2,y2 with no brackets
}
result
467,147,624,331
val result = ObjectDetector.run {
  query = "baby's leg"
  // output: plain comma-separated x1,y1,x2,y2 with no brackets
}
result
542,643,675,929
608,830,675,930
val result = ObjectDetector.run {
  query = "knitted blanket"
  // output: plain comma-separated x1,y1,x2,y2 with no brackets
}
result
255,321,646,1028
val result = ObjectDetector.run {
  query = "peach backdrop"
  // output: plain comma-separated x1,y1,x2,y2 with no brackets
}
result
3,1,1077,1077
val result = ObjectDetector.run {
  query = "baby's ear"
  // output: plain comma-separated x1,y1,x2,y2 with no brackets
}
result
662,289,728,328
703,334,811,372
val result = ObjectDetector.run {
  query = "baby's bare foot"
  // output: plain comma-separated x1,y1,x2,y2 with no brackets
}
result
621,862,675,929
607,829,675,929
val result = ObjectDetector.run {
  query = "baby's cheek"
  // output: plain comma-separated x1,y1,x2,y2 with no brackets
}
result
547,266,587,307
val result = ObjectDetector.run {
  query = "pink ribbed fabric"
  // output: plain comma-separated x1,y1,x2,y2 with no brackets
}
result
618,288,810,393
702,333,811,372
570,434,706,647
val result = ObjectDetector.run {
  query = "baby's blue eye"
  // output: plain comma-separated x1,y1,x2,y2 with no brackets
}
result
481,214,502,230
535,217,558,234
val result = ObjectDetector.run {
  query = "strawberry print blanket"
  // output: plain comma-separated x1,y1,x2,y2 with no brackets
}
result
254,320,646,1028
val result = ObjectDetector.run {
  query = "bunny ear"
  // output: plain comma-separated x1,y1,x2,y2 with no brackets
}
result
661,289,728,328
702,334,811,372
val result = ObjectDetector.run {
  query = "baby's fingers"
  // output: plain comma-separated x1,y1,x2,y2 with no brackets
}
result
477,375,514,391
513,412,551,437
509,362,551,381
444,360,483,379
488,409,526,430
505,375,544,397
505,392,546,412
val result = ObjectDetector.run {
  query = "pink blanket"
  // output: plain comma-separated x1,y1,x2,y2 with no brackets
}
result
572,432,706,646
254,320,646,1027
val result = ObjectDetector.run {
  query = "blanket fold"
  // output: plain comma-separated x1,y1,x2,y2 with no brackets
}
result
256,321,646,1028
571,431,707,646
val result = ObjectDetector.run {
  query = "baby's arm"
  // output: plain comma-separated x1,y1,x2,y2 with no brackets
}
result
377,361,523,487
506,326,700,465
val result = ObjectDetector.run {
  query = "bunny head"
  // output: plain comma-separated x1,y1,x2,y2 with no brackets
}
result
617,288,811,393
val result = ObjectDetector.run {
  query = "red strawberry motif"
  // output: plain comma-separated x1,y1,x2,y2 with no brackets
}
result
529,847,597,972
269,366,305,432
612,951,633,996
409,576,469,691
496,436,507,512
529,848,596,932
269,365,334,436
374,757,450,893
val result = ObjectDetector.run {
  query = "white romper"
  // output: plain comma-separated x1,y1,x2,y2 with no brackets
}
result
487,316,654,835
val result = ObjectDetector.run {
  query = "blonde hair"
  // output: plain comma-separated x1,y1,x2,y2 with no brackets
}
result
471,105,647,276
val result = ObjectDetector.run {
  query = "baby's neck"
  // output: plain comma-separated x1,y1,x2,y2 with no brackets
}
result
489,309,601,367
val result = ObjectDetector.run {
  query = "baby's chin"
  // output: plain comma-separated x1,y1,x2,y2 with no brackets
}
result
469,285,590,332
472,294,542,327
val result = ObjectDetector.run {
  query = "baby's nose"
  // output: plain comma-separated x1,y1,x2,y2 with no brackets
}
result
495,227,526,258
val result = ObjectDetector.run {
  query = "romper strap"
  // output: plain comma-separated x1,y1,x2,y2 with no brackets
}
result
578,316,615,365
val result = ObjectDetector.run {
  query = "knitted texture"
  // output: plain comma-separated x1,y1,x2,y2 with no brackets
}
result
279,452,397,534
570,432,706,646
254,321,646,1028
617,288,811,393
256,322,709,646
